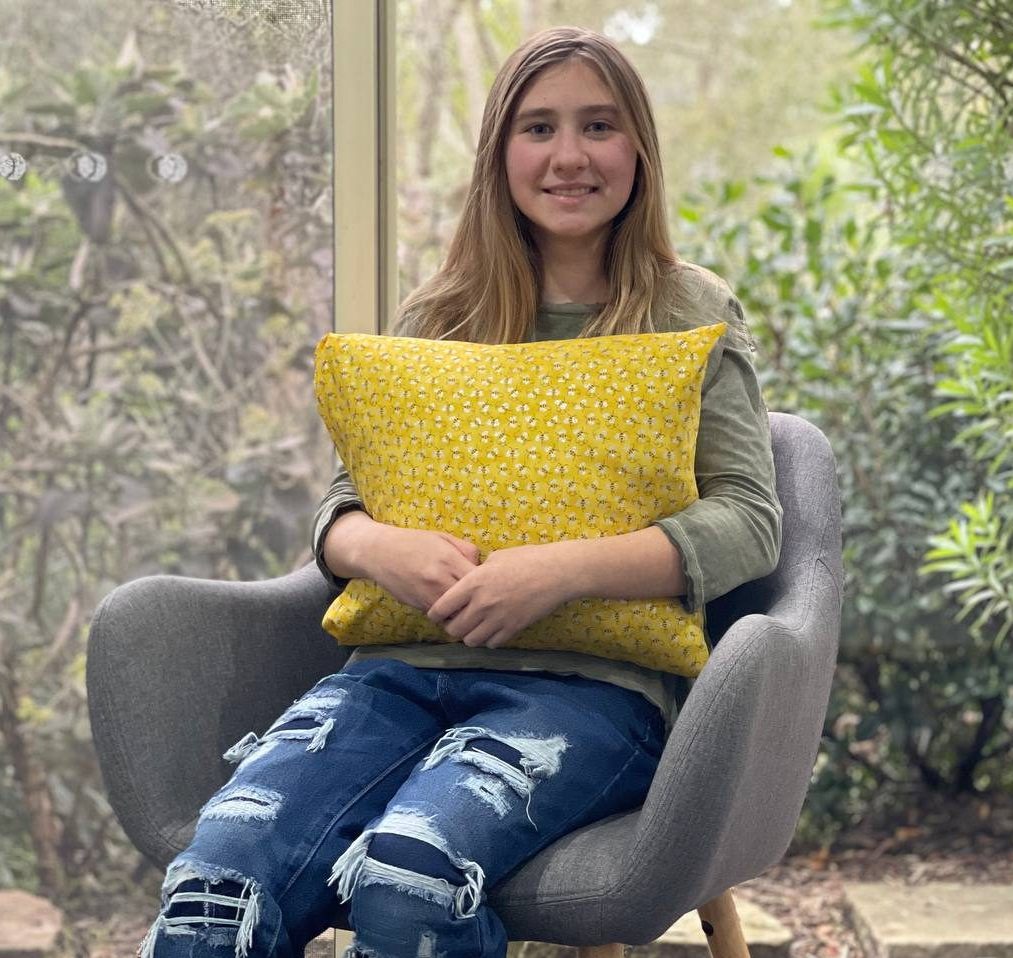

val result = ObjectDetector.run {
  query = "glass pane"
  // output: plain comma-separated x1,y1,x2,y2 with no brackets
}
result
0,0,334,909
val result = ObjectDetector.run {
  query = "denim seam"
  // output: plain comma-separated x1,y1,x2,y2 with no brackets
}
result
436,671,453,718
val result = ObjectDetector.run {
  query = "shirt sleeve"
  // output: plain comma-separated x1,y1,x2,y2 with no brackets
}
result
311,450,367,591
649,292,783,612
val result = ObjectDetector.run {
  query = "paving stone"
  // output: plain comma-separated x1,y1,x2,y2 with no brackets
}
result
0,890,63,958
844,882,1013,958
500,896,792,957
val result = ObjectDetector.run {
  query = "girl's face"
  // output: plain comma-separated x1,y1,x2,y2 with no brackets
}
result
504,59,638,253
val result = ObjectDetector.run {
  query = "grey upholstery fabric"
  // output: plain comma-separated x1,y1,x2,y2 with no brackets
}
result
87,411,842,946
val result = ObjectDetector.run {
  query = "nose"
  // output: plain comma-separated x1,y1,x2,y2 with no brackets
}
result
551,126,589,173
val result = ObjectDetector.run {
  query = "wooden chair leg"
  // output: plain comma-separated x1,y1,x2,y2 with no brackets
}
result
697,888,750,958
575,946,624,957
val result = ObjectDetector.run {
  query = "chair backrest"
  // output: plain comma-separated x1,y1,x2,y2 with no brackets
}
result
704,411,842,642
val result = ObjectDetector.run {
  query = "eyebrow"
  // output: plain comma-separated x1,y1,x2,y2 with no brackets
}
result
514,103,621,124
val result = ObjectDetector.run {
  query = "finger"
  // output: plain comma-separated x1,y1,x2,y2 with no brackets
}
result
427,592,455,624
484,631,512,649
426,602,440,623
432,601,472,636
461,622,499,647
428,575,471,621
443,533,481,564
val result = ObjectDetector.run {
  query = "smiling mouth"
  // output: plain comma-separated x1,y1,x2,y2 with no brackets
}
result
543,187,598,196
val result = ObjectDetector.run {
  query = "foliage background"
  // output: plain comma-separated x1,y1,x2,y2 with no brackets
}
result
0,0,337,904
0,0,1009,934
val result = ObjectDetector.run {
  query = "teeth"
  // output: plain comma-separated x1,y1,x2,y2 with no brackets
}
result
549,188,593,196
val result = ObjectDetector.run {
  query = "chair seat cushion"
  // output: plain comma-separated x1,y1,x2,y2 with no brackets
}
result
312,324,725,675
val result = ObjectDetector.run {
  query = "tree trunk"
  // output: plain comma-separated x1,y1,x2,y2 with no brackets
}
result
0,652,66,897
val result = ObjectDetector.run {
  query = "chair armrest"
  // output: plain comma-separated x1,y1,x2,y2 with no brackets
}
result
492,550,842,945
622,560,840,934
87,562,348,867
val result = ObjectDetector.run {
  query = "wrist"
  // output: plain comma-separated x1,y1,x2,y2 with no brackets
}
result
544,539,588,604
323,509,385,580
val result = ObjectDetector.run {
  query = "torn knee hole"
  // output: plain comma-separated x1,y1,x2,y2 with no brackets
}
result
327,810,485,920
224,717,337,764
222,688,349,766
366,834,462,885
139,869,264,958
459,773,514,820
199,785,284,823
467,737,522,765
267,689,348,736
423,729,570,830
165,878,248,921
422,726,569,782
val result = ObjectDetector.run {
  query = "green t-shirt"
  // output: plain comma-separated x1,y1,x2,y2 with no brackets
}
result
310,264,782,738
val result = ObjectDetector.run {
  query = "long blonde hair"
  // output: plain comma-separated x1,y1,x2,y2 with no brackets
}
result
392,25,708,344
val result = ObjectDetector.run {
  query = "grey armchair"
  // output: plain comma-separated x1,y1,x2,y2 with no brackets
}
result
87,411,842,957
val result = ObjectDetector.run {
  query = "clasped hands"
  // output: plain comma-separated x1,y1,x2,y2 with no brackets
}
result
426,542,574,650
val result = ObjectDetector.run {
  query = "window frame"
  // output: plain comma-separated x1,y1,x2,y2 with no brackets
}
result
334,0,396,334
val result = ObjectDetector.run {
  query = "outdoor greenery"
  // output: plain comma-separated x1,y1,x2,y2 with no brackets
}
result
0,0,335,903
825,0,1013,653
0,0,1008,926
672,0,1013,845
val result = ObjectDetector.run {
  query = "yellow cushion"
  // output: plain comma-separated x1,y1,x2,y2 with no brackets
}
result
313,323,725,677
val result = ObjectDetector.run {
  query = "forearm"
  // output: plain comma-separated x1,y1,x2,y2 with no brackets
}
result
323,514,686,604
547,526,687,603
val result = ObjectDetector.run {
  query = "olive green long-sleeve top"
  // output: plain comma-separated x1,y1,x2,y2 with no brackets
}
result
310,263,782,737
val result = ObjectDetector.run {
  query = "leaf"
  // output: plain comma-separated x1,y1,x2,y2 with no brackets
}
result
878,128,914,152
941,578,984,595
842,103,886,118
963,589,998,611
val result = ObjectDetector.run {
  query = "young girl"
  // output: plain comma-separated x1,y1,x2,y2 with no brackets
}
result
139,24,781,958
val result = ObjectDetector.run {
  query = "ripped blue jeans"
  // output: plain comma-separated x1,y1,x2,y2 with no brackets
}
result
138,657,667,958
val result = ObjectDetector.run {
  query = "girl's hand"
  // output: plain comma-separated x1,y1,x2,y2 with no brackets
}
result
364,526,482,615
425,543,571,649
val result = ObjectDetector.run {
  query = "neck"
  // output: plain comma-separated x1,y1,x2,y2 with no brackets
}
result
536,233,609,305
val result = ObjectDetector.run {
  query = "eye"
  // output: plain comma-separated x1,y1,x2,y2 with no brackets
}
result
524,120,614,136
